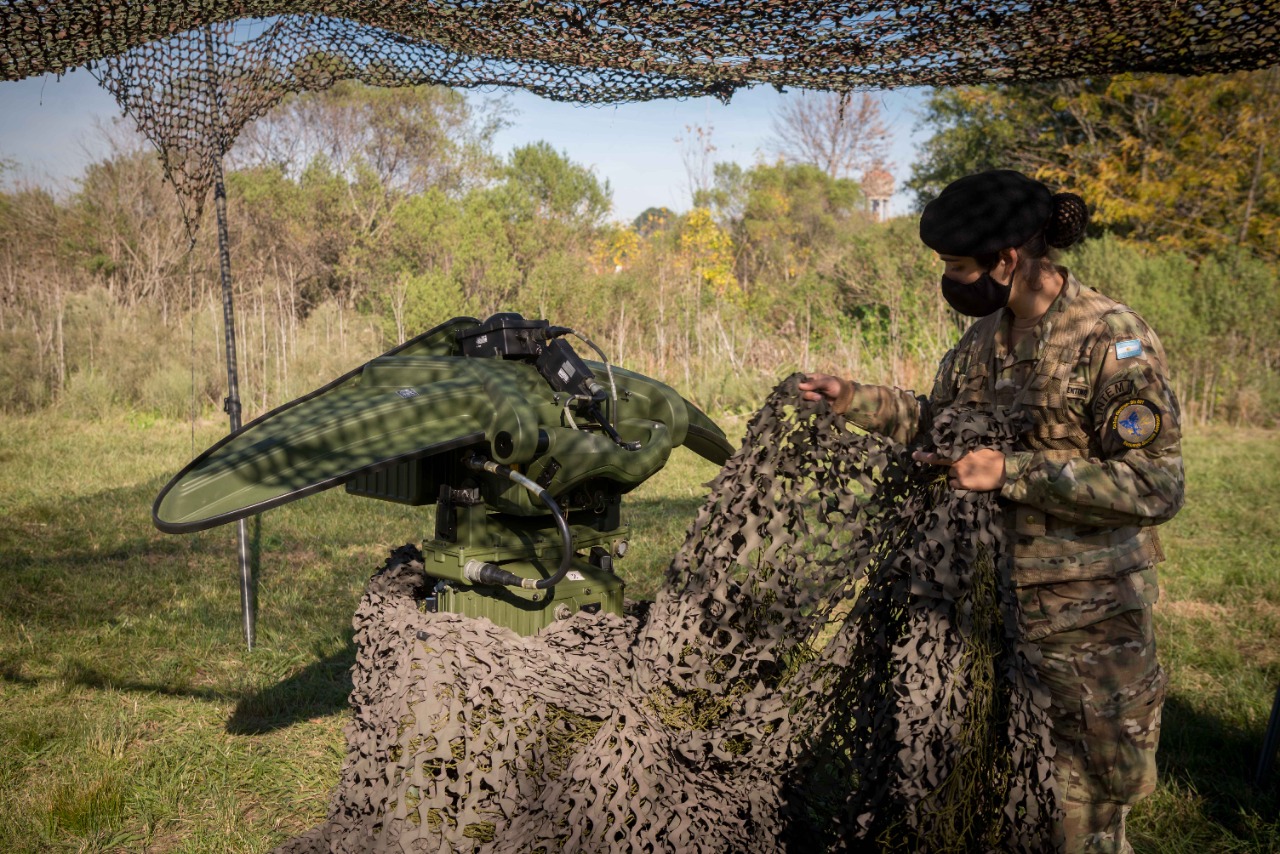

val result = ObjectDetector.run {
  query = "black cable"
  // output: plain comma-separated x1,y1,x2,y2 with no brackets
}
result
463,455,574,590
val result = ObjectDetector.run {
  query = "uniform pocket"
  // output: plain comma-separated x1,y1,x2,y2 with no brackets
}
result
1019,575,1149,641
1077,663,1167,804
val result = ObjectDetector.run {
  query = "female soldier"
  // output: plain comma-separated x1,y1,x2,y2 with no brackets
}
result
799,169,1184,854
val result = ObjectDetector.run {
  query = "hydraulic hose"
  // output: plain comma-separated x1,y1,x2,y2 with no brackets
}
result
462,454,574,590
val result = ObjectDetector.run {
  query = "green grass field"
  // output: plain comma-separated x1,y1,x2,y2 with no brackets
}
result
0,413,1277,852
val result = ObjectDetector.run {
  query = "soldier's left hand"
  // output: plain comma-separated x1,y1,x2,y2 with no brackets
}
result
912,448,1007,491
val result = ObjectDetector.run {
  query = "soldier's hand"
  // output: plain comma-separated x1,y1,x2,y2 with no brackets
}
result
912,448,1007,492
798,373,851,408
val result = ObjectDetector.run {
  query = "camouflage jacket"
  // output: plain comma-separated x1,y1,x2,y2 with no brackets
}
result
841,271,1185,636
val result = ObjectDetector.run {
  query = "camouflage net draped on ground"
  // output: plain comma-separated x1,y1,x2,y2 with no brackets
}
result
4,1,1280,226
273,375,1059,853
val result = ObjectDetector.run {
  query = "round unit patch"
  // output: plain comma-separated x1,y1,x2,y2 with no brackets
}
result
1110,399,1162,449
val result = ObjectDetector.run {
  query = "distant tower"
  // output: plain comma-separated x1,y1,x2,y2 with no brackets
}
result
862,166,894,222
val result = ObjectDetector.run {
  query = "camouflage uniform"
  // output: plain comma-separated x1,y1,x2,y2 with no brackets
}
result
836,270,1184,853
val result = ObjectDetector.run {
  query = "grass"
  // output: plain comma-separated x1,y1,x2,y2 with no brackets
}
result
0,412,1277,852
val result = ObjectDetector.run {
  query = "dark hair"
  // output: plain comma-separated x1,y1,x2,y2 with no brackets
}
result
974,192,1089,279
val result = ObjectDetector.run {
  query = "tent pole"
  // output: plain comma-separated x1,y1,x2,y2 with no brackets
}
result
212,152,255,651
206,27,255,650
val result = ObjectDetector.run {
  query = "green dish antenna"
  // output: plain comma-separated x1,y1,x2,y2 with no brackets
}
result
155,313,734,637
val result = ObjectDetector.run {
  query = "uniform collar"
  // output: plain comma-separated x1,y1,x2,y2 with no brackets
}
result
996,266,1077,360
1006,265,1076,324
1042,266,1080,322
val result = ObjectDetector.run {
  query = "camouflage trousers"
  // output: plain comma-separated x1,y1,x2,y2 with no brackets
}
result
1033,606,1166,854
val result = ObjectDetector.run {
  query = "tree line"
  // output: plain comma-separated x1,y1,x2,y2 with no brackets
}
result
1,72,1276,426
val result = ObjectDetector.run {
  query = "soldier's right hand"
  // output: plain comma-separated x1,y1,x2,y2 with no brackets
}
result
798,374,853,410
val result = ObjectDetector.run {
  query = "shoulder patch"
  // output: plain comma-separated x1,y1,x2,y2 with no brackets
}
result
1093,377,1136,422
1110,398,1162,449
1115,338,1144,359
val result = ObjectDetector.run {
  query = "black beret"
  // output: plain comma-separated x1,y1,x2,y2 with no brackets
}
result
919,169,1053,257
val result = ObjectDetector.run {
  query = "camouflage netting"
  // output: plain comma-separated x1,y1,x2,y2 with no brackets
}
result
4,1,1280,226
274,375,1058,854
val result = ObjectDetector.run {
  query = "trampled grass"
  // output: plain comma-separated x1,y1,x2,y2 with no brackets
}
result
0,413,1276,852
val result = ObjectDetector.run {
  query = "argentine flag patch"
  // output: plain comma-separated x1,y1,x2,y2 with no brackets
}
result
1115,338,1143,360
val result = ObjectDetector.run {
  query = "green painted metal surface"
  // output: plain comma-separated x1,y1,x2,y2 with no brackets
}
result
431,557,625,635
153,317,734,534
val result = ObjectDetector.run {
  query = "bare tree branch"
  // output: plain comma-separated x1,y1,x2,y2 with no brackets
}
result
769,92,893,180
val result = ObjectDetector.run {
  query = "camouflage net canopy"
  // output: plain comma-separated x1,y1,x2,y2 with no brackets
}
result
273,376,1059,854
4,1,1280,225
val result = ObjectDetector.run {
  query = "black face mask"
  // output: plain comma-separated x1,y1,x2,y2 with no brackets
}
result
940,270,1012,317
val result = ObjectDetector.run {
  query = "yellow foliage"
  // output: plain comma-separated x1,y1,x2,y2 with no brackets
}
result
1032,70,1280,258
679,207,739,300
593,226,641,273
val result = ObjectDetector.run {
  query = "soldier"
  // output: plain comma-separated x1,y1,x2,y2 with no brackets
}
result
799,169,1184,853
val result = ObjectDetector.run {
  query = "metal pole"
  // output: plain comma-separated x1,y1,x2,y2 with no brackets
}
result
206,27,255,650
1255,682,1280,788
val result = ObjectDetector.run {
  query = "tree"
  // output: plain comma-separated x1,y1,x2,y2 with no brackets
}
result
769,92,892,181
483,142,612,300
501,141,611,227
67,141,188,314
678,207,737,300
906,70,1280,259
633,206,674,237
904,85,1029,208
716,161,865,296
229,81,511,316
676,123,717,205
701,162,749,227
232,81,505,197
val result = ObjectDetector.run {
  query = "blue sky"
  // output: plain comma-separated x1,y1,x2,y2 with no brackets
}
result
0,67,927,223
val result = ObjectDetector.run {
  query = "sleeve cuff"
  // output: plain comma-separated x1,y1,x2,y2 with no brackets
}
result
833,379,856,415
1000,451,1034,501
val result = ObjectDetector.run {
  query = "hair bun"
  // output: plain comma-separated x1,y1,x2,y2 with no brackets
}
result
1044,192,1089,248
